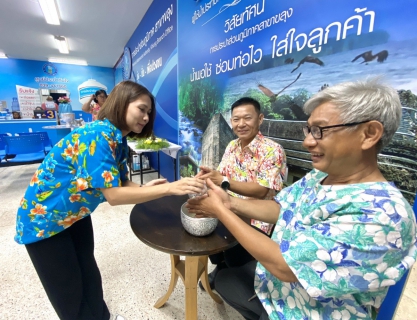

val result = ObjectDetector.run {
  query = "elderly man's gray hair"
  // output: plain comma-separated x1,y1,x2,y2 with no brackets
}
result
303,77,402,151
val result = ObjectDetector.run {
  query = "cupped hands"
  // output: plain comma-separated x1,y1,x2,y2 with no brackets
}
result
186,178,231,218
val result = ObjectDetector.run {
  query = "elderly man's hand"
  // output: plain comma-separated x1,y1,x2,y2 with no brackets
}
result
186,178,231,218
197,166,223,186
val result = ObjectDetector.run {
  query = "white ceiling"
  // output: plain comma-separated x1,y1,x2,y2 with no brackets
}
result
0,0,153,68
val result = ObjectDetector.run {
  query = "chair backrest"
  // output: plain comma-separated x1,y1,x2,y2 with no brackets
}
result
377,194,417,319
16,131,52,148
4,134,46,155
0,133,6,151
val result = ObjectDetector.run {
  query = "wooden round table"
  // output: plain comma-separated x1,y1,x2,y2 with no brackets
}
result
130,195,238,320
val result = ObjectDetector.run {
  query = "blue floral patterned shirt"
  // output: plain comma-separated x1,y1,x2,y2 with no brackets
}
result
255,169,417,319
15,119,129,245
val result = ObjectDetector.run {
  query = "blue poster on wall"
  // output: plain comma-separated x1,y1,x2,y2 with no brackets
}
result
125,1,177,139
177,0,417,202
123,0,178,180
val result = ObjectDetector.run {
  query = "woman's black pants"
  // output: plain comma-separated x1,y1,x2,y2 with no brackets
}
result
25,215,110,320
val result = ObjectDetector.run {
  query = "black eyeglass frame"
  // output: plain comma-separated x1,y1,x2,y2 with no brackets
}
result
303,120,372,139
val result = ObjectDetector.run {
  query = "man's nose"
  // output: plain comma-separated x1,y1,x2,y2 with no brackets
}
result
302,132,317,148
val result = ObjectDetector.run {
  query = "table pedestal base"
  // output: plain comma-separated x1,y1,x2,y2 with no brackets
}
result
154,254,223,320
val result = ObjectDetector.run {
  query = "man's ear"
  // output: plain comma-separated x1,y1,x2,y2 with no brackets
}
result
259,113,264,125
362,121,384,151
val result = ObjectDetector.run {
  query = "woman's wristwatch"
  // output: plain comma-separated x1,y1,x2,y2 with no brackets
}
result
221,176,230,191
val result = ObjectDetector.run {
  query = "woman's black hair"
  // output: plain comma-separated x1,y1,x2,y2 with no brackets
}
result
93,89,108,103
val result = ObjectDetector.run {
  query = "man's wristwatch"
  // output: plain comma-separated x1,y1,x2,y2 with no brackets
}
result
221,176,230,191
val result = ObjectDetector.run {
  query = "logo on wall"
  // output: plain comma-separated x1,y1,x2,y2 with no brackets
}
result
122,47,132,80
42,63,58,76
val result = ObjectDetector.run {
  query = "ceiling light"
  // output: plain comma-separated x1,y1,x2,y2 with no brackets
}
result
48,58,88,66
0,53,7,59
38,0,60,25
54,35,69,54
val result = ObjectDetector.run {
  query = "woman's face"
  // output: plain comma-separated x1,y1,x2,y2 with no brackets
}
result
96,93,107,106
122,95,152,136
302,102,365,177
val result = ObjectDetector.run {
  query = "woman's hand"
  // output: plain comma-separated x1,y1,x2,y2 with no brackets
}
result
186,178,231,218
168,177,206,196
144,178,167,187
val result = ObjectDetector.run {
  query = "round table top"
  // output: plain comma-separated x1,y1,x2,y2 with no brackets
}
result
130,195,238,256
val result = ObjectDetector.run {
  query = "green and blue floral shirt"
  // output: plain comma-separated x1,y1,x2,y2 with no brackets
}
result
15,119,129,245
255,169,417,319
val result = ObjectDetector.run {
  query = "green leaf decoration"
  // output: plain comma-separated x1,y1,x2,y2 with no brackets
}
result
89,140,96,156
290,240,319,262
298,265,323,289
79,143,87,155
323,281,341,296
71,133,81,143
36,191,53,202
68,186,77,194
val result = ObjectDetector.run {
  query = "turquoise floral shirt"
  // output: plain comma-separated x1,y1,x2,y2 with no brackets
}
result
255,169,417,319
15,119,129,245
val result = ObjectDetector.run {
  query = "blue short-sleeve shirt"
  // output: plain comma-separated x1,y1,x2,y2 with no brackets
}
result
15,119,129,245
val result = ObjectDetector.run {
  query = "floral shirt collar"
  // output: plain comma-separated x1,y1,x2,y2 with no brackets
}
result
230,131,264,155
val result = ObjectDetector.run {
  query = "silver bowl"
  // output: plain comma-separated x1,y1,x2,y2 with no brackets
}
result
180,202,218,236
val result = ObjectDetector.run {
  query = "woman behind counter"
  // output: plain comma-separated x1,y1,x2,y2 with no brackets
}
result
82,89,108,121
41,95,58,111
15,81,205,320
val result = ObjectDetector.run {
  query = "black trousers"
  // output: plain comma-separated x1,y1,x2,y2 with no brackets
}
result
209,225,270,268
25,215,110,320
215,260,269,320
209,242,255,267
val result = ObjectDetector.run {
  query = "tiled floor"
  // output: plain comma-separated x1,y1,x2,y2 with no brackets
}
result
0,163,416,319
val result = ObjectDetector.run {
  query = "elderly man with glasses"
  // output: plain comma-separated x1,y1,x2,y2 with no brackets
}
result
187,78,417,320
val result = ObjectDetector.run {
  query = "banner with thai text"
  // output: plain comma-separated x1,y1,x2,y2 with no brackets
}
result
177,0,417,203
122,0,178,181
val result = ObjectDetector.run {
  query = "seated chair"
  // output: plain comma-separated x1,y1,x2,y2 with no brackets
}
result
376,193,417,319
4,134,47,163
16,131,53,153
0,133,7,162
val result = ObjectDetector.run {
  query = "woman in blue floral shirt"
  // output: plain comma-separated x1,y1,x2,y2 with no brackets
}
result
187,78,417,320
15,81,205,320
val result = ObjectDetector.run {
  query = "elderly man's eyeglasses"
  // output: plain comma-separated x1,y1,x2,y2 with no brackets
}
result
303,120,371,139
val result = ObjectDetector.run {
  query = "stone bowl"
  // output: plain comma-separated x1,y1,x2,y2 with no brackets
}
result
180,202,218,236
